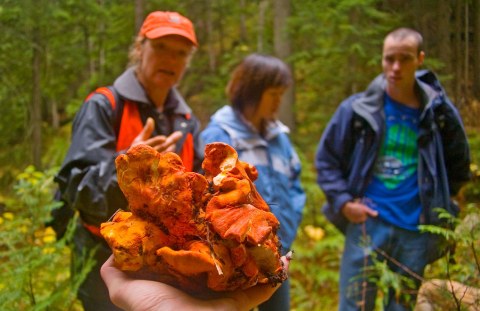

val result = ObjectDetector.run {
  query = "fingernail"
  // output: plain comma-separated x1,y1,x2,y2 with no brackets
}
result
285,250,293,261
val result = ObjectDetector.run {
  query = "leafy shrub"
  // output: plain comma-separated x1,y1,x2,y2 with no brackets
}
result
290,147,344,310
419,204,480,309
0,166,92,310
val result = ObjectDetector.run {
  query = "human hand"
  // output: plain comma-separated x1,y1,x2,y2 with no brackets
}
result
131,117,183,153
101,254,291,311
341,199,378,223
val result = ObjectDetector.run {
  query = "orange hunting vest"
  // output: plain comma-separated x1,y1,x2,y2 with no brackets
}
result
87,87,195,171
82,87,195,237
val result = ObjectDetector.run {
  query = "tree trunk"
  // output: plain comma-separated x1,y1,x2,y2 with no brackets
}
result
274,0,295,130
206,0,216,72
51,99,59,129
135,0,144,34
435,1,452,92
257,0,268,53
84,27,93,81
218,2,225,55
454,0,463,106
32,17,42,169
98,0,106,79
239,0,247,42
464,3,469,103
88,31,95,78
347,8,359,95
473,0,480,100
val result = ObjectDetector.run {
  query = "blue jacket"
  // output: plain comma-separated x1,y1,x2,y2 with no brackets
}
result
315,70,471,233
201,106,306,251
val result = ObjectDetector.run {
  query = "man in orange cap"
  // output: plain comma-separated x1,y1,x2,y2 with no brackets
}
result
55,11,204,310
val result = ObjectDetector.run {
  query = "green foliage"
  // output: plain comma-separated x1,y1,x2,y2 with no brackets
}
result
463,129,480,201
423,203,480,280
290,225,344,310
42,122,71,169
289,147,344,310
467,129,480,165
290,0,400,154
361,251,417,308
0,166,92,310
416,203,480,309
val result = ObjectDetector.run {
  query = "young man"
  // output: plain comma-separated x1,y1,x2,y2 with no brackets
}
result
315,28,471,310
55,11,204,310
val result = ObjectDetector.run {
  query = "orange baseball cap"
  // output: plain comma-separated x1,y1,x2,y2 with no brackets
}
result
139,11,198,47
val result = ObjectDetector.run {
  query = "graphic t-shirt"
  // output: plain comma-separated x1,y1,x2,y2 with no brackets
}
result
364,94,422,231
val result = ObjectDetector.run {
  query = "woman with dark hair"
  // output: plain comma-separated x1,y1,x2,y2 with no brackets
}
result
201,53,306,311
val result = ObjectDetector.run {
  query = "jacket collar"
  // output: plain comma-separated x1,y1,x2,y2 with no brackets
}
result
113,66,191,115
352,73,440,131
212,106,289,141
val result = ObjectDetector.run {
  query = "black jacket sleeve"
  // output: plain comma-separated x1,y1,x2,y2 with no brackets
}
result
435,100,471,196
55,94,128,226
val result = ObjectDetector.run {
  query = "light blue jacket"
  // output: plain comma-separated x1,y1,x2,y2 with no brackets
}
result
201,105,306,252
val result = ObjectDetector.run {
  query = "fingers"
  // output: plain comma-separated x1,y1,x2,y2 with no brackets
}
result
217,282,282,311
100,255,121,285
140,118,155,141
130,116,184,153
240,283,282,310
131,118,155,148
149,131,183,153
281,251,293,272
101,255,133,288
100,255,130,306
365,206,379,218
342,201,378,223
218,253,292,311
162,131,183,152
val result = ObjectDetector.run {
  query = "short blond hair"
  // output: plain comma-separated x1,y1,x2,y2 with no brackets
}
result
385,28,424,54
127,36,145,67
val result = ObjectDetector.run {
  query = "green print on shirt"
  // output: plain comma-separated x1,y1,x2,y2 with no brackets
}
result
374,123,418,189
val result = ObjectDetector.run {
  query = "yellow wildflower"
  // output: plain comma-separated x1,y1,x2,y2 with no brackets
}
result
3,212,14,220
42,247,55,254
304,225,325,241
43,227,57,243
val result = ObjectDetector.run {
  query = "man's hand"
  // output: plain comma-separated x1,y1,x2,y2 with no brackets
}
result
341,199,378,223
101,254,291,311
131,117,183,153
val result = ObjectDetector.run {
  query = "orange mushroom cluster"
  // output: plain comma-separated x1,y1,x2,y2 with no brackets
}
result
100,142,286,294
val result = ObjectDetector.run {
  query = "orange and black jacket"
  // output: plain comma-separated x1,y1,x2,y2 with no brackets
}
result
55,67,204,229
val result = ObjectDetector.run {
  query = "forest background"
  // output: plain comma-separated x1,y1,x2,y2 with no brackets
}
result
1,0,480,310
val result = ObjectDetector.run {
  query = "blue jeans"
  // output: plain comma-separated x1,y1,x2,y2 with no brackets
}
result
339,218,431,311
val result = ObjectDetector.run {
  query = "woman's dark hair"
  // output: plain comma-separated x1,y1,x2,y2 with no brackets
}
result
226,53,292,113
